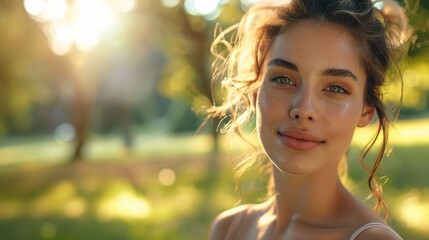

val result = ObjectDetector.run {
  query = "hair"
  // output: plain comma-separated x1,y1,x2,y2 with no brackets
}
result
208,0,412,220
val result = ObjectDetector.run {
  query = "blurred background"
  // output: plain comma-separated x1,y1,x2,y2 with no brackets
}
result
0,0,428,239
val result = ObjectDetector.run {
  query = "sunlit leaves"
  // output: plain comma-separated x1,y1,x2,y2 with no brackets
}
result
159,59,198,99
402,60,429,110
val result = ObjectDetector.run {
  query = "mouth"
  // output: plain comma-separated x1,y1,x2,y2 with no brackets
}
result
277,129,325,151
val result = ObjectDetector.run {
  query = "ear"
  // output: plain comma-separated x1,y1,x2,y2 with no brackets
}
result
357,104,375,127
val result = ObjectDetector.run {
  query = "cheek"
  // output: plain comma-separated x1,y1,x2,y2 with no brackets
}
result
256,87,286,125
325,96,364,120
256,91,266,130
325,100,364,140
256,87,274,133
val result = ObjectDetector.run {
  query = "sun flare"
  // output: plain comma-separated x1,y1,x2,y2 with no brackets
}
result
24,0,135,55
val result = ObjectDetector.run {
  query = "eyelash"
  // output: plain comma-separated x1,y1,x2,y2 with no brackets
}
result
271,75,295,86
325,84,349,94
270,75,350,94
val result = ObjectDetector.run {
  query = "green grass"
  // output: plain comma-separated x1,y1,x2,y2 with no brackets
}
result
0,132,214,167
0,118,428,239
0,158,234,240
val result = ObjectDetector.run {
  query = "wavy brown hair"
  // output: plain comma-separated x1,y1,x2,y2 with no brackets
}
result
208,0,411,220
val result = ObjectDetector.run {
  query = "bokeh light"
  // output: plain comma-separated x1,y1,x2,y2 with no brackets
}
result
97,191,151,220
24,0,45,16
396,189,429,234
46,21,74,55
240,0,258,6
159,168,176,186
184,0,226,17
115,0,136,12
64,197,87,218
24,0,135,55
42,0,68,20
161,0,180,8
54,123,75,142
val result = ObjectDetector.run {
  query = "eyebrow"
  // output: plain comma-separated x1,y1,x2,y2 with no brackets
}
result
322,68,358,81
268,58,299,71
268,58,357,81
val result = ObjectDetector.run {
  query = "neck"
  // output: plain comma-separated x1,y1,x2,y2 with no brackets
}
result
270,164,347,231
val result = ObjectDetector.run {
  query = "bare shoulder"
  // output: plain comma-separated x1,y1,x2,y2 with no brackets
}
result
343,192,403,240
354,225,403,240
208,204,250,240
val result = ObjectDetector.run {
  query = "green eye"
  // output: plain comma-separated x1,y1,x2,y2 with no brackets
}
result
326,85,348,94
272,75,294,85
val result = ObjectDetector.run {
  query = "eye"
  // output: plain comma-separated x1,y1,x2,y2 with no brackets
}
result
271,75,295,86
325,85,349,94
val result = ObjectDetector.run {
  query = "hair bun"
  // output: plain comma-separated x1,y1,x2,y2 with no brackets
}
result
376,0,414,51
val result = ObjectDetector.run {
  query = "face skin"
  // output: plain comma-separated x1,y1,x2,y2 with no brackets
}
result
256,20,375,176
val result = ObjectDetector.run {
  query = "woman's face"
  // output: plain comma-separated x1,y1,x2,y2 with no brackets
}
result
256,20,374,175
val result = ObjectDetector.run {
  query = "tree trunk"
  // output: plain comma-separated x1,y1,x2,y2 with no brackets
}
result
71,93,90,162
70,65,92,163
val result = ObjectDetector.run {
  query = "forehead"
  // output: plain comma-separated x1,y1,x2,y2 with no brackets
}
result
268,20,365,80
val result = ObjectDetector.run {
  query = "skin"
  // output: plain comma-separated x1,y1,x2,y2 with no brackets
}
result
209,20,401,240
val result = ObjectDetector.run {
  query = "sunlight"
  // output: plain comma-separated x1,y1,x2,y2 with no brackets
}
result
194,0,219,15
395,120,429,145
74,0,115,32
25,0,68,21
352,119,429,147
161,0,180,8
32,181,77,217
24,0,132,55
73,0,115,52
185,0,221,16
24,0,45,16
46,21,74,55
396,190,429,234
42,0,68,20
97,190,151,220
152,186,202,222
114,0,136,13
73,19,100,52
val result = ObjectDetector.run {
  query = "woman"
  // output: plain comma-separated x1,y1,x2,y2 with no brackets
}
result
207,0,411,239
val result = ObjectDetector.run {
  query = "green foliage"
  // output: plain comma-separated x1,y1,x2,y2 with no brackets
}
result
1,0,426,139
0,0,74,136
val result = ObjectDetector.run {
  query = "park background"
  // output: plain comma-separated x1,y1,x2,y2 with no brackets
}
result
0,0,428,239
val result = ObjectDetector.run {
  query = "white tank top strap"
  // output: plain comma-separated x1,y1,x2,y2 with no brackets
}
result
348,222,403,240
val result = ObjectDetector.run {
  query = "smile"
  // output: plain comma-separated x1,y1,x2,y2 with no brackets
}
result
277,129,325,151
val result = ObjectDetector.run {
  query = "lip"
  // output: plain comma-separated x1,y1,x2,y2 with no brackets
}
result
277,129,325,151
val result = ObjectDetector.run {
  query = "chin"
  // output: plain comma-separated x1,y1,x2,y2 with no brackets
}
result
270,158,313,176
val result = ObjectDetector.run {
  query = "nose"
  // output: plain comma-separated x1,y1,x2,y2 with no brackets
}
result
289,88,318,122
